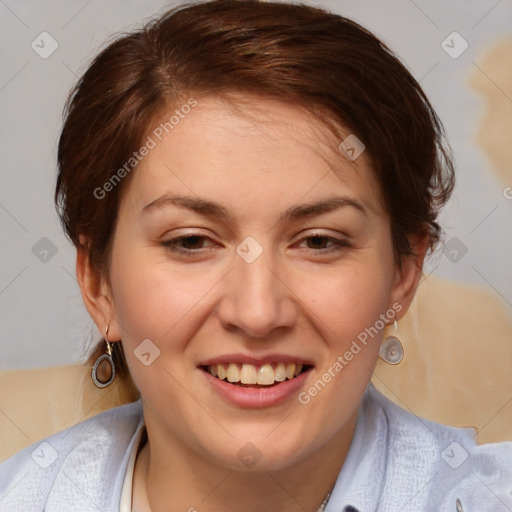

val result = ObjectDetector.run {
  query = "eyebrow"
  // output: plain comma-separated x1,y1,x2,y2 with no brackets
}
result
283,196,367,220
141,193,367,222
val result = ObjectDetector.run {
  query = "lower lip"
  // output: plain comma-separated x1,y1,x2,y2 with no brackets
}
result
201,368,312,408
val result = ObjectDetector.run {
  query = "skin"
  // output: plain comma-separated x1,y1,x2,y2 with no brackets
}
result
77,95,427,511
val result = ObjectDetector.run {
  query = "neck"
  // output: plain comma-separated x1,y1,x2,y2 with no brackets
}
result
133,409,358,512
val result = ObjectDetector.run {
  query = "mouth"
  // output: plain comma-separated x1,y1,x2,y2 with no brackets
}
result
200,362,312,388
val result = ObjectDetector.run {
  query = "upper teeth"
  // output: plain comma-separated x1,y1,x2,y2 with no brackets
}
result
208,363,303,385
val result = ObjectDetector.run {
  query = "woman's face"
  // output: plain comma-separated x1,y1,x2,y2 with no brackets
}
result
87,95,422,471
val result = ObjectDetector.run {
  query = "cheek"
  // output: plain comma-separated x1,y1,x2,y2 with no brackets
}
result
109,248,224,353
293,260,393,345
108,252,223,404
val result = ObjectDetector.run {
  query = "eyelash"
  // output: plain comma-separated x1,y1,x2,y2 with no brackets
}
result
161,234,350,255
298,235,351,252
161,235,216,255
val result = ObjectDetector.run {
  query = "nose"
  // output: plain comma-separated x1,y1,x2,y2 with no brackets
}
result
216,245,298,339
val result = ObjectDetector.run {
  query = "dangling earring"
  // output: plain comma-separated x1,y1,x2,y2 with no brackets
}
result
91,324,116,388
380,320,404,365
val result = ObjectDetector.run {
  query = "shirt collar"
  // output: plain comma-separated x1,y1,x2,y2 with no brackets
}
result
324,383,386,512
119,388,381,512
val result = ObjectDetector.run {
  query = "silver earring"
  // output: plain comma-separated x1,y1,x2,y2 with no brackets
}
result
91,325,116,388
380,320,404,365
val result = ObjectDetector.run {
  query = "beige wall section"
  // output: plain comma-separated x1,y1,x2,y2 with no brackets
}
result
469,37,512,187
373,274,512,446
0,365,139,462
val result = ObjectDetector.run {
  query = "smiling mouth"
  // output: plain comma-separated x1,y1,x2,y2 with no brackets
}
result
201,363,311,387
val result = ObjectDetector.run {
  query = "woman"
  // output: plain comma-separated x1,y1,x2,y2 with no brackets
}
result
1,0,511,510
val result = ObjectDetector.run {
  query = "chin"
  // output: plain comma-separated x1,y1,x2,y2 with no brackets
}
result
200,427,317,473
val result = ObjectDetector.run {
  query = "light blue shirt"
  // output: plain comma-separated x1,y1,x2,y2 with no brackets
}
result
1,384,511,511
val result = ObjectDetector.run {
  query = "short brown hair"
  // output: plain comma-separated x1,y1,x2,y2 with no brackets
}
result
55,0,454,381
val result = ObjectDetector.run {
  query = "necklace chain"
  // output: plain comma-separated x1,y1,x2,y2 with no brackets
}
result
317,491,332,512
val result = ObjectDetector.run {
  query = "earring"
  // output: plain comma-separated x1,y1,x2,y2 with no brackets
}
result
91,325,116,388
380,320,404,365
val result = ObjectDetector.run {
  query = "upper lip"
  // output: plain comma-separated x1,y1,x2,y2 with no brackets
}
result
198,353,314,367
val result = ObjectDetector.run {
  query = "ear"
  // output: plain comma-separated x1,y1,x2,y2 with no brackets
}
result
388,235,429,320
76,240,122,342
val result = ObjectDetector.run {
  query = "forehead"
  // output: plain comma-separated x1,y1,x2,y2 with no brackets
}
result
122,95,385,217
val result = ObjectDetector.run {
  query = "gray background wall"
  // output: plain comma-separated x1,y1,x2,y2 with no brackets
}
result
1,0,511,370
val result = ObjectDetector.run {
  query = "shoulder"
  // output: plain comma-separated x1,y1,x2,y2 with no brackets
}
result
0,399,144,512
366,385,512,511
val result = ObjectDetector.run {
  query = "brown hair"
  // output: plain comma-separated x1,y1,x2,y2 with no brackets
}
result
55,0,454,386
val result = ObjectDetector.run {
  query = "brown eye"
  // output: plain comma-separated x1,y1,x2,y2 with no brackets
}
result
306,235,330,249
297,234,350,253
178,235,206,250
161,235,216,254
